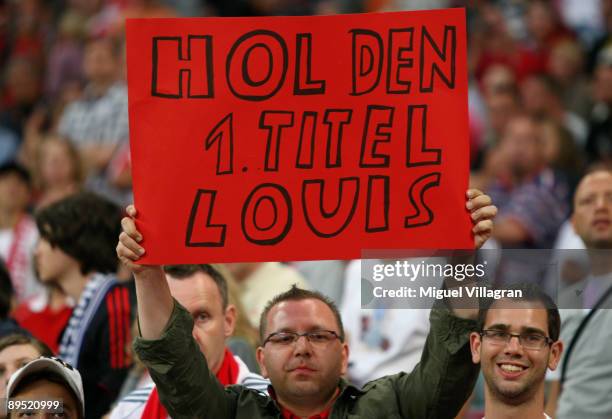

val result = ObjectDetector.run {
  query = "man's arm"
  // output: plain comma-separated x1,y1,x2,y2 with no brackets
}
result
116,205,173,339
116,207,235,418
393,308,479,419
394,189,495,417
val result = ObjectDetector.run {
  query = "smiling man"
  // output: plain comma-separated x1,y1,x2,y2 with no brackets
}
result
470,284,563,419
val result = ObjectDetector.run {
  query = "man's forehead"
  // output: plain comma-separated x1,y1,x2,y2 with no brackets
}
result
485,301,548,330
576,172,612,198
166,272,222,307
266,298,337,331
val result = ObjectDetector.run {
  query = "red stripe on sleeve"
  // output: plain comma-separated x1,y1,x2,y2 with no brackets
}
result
116,287,126,368
106,290,118,369
121,287,133,366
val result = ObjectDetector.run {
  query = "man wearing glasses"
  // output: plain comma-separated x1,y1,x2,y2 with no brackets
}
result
470,284,563,419
117,189,497,418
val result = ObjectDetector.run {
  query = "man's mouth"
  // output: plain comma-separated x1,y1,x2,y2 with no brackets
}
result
496,362,528,378
592,219,611,229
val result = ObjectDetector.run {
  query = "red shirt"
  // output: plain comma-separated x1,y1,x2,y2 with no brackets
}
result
280,406,332,419
271,387,338,419
13,296,73,354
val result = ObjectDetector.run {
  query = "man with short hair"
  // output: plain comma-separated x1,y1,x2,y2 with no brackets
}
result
546,168,612,418
116,189,497,418
110,264,268,419
35,192,134,418
470,285,563,419
5,356,84,419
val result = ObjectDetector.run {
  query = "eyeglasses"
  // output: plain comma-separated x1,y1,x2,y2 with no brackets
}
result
263,330,343,346
480,329,553,350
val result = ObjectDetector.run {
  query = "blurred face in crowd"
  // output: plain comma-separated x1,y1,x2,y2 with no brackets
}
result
83,39,118,85
166,272,236,374
548,40,583,82
526,0,555,42
481,65,516,98
0,173,30,214
572,171,612,249
470,300,562,406
499,116,543,179
520,76,551,117
486,92,519,135
0,344,42,398
34,238,79,283
10,379,79,419
39,139,79,188
257,299,348,407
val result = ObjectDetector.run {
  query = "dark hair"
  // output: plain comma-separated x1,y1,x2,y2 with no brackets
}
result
9,370,82,419
0,161,31,188
0,334,53,357
259,285,344,342
0,261,14,319
35,192,122,275
477,283,561,341
163,264,229,309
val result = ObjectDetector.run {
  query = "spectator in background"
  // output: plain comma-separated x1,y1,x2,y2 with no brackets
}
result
547,39,592,118
110,264,268,419
472,2,545,82
44,10,85,100
0,162,42,303
546,169,612,419
520,72,588,146
538,118,584,191
58,36,130,205
0,56,41,140
5,356,84,419
0,333,52,403
470,284,562,419
484,114,570,290
523,0,574,65
33,136,82,209
226,262,309,328
586,46,612,165
487,114,571,249
34,192,134,418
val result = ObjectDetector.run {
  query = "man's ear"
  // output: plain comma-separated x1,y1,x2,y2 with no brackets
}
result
224,304,237,338
548,340,564,371
470,332,482,364
256,346,268,378
340,342,349,376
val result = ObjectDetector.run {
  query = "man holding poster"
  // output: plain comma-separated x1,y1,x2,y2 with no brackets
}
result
121,7,495,418
117,188,496,419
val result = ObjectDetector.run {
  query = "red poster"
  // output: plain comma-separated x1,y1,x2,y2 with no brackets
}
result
126,8,472,264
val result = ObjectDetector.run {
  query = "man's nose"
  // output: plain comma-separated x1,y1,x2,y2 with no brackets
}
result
293,335,313,355
504,335,524,354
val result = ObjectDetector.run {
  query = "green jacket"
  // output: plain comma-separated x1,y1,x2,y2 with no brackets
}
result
134,301,479,419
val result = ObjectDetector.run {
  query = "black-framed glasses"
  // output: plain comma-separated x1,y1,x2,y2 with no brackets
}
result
263,330,343,346
480,329,553,350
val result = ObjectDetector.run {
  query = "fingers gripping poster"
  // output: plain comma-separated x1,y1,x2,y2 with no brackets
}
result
126,8,472,264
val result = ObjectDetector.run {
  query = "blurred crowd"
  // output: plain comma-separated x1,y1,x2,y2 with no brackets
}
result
0,0,611,418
